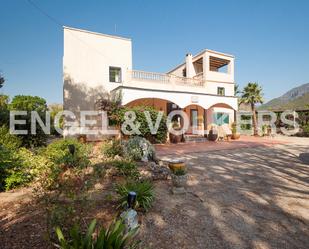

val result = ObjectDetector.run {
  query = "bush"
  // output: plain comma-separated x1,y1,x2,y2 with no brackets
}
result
55,219,139,249
303,124,309,135
116,106,167,144
0,145,14,190
115,180,154,211
123,136,156,161
101,139,123,158
0,146,50,191
111,160,140,179
44,138,91,168
0,125,22,150
38,138,91,190
9,95,48,147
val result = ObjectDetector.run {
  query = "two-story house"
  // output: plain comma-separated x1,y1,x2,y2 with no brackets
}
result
63,26,238,139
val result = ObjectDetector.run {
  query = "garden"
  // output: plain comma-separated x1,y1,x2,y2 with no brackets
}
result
0,93,184,249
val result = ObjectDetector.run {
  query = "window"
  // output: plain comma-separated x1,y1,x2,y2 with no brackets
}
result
190,109,198,127
214,112,229,125
109,67,122,83
182,69,187,77
217,87,225,96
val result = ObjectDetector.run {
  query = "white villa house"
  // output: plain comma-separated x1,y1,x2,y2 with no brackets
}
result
63,26,238,139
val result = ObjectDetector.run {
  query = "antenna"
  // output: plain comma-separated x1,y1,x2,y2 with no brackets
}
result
114,24,117,34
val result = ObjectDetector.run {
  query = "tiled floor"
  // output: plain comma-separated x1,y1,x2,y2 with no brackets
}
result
155,135,288,157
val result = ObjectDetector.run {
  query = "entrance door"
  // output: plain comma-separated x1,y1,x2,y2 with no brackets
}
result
191,109,198,133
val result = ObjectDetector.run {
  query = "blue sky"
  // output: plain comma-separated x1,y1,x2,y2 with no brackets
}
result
1,0,308,104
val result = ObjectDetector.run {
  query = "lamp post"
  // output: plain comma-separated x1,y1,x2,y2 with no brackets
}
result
127,191,137,209
68,144,75,156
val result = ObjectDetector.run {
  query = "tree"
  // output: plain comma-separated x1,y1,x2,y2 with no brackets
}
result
234,84,241,97
49,104,63,136
0,95,10,127
240,82,264,136
0,73,4,88
9,95,48,147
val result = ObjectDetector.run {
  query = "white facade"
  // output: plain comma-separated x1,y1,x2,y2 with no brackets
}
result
63,27,238,135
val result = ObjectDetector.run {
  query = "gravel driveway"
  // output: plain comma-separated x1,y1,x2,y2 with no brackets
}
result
140,141,309,249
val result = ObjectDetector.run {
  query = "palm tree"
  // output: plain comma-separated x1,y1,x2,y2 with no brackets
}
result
234,84,241,97
240,82,263,136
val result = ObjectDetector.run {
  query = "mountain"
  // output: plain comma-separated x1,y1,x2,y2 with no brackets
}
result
259,83,309,111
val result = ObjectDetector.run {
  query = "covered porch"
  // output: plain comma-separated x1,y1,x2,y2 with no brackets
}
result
124,97,236,136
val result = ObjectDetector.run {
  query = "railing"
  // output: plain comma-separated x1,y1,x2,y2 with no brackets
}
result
128,70,204,87
193,72,204,81
131,70,170,83
172,75,204,87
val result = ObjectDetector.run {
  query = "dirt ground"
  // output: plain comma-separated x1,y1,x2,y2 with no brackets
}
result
1,137,308,249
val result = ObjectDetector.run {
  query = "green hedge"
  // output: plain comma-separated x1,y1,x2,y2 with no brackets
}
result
114,106,167,144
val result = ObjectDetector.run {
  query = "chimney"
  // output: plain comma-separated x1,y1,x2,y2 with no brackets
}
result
185,53,195,78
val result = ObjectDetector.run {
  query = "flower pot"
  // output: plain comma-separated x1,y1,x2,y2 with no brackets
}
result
231,133,240,140
168,159,186,172
169,133,181,144
208,129,218,141
171,174,187,188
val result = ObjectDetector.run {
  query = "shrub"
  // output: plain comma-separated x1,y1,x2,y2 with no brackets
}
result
9,95,48,147
0,125,22,150
101,139,123,158
0,146,50,191
303,124,309,135
39,138,91,190
231,122,237,134
44,138,91,168
123,136,156,161
173,168,187,176
115,180,154,211
116,106,167,144
55,219,139,249
111,160,140,179
0,145,15,190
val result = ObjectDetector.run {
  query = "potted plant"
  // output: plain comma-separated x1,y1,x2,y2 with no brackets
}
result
169,121,182,144
168,159,186,172
208,125,218,141
231,122,240,140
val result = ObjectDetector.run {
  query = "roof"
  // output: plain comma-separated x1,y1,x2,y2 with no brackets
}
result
167,49,235,74
63,26,131,42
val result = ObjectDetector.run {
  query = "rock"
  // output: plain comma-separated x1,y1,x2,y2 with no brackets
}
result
171,187,186,195
148,162,157,170
139,161,170,181
114,155,122,161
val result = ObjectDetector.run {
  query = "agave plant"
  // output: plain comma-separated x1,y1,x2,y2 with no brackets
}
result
55,218,139,249
115,180,155,211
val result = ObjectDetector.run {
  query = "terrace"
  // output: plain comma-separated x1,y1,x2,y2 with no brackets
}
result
127,70,205,87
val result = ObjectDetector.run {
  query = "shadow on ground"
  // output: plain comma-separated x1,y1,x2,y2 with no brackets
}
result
139,144,309,249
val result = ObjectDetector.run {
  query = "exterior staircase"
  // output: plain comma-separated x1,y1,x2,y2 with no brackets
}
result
184,135,208,143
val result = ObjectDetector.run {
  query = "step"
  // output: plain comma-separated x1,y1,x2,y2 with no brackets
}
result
184,135,208,143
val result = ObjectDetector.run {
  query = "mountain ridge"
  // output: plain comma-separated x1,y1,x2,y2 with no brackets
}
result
259,83,309,110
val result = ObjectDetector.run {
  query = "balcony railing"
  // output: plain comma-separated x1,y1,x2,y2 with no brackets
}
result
128,70,204,87
131,70,170,83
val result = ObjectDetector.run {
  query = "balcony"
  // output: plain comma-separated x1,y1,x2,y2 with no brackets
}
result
127,70,204,87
